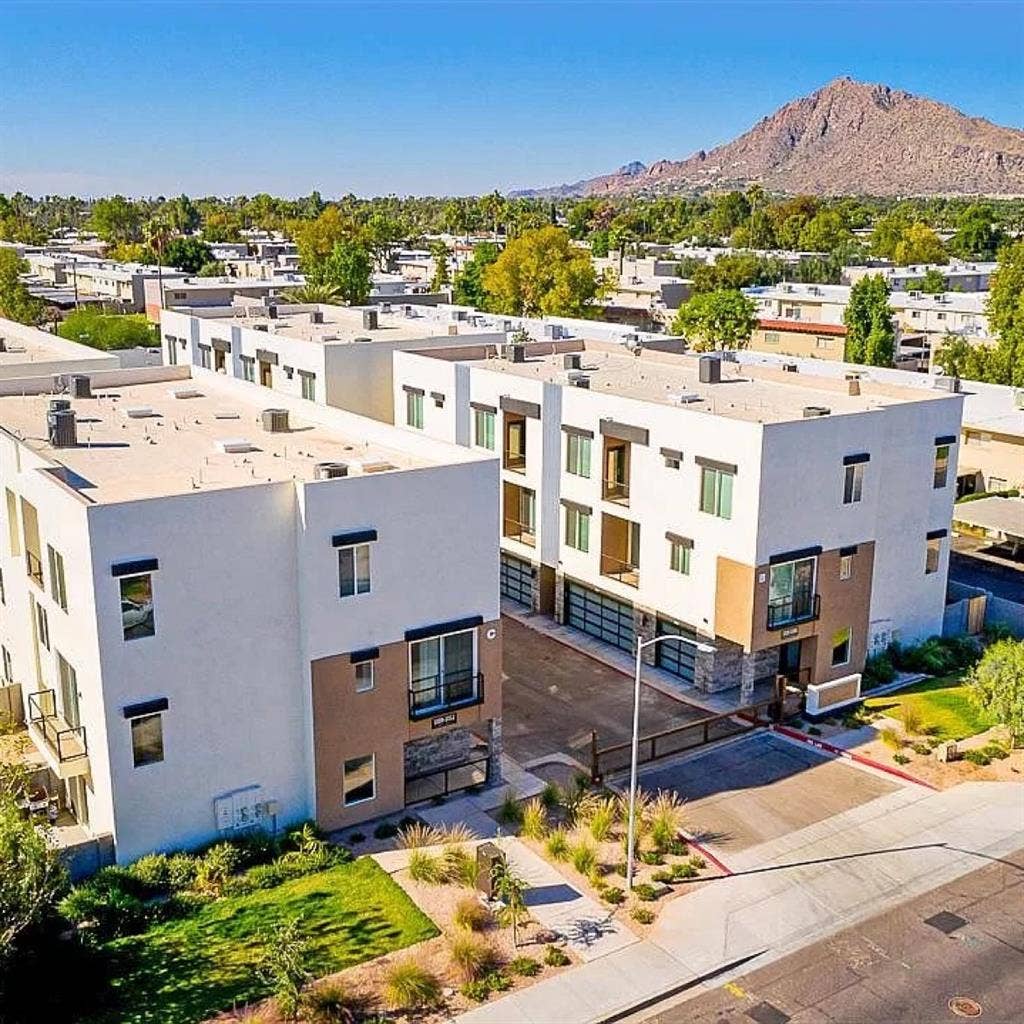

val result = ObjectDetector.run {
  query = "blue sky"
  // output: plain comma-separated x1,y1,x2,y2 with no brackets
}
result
1,1,1021,197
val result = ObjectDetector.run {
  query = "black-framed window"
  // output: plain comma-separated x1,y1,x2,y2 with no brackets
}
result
343,753,375,806
131,713,164,768
843,463,864,504
355,661,374,693
338,544,371,598
120,574,155,641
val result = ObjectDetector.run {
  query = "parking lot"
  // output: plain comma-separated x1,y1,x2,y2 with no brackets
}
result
501,616,707,768
637,732,900,854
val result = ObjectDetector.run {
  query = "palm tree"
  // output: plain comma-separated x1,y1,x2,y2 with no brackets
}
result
143,216,173,309
281,282,344,305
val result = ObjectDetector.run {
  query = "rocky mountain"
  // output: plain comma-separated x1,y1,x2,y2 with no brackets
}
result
519,78,1024,198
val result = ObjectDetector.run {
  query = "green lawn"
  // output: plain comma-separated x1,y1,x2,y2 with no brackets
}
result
864,673,992,741
89,858,437,1024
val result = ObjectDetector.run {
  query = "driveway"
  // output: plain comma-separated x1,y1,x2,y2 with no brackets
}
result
637,732,900,854
501,616,706,767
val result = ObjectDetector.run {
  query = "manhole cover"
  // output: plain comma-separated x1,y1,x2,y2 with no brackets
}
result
925,911,968,934
747,1003,790,1024
949,997,982,1018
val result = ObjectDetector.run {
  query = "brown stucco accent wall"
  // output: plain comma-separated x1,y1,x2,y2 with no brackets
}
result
310,619,502,832
714,556,756,649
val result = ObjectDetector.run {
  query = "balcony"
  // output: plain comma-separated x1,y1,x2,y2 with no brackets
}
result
503,481,536,547
602,438,630,505
25,550,44,588
599,553,640,588
602,476,630,504
27,689,89,779
408,672,484,721
503,450,527,474
767,592,821,631
600,512,640,588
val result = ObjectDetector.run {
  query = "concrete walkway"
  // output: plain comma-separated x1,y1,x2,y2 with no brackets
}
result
455,781,1024,1023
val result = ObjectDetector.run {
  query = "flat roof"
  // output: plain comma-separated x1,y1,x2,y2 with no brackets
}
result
0,320,118,369
460,345,954,424
953,497,1024,538
0,374,436,503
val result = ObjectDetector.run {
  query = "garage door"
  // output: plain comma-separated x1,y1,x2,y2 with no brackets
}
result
655,616,697,683
500,553,533,607
565,581,635,653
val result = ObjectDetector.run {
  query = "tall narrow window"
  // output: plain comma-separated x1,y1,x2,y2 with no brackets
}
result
338,544,371,598
354,661,374,693
48,545,68,611
831,627,852,667
5,490,20,557
564,505,590,552
933,445,950,489
473,408,495,450
198,345,212,370
120,574,155,640
406,390,424,429
1,646,12,683
699,466,734,519
33,598,50,651
240,356,255,383
130,713,164,768
343,754,376,806
925,536,942,575
669,540,692,575
299,371,316,401
409,628,477,715
566,433,592,478
843,463,864,504
839,554,853,580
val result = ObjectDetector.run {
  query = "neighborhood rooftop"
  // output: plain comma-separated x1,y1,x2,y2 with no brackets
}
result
0,373,438,503
458,344,958,424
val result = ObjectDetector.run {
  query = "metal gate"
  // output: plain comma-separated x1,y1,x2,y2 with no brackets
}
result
500,553,533,607
565,581,635,653
654,616,697,683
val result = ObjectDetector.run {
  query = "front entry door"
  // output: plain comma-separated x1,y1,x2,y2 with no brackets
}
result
778,640,803,682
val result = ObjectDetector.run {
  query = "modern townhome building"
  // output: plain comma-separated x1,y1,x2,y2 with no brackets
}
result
145,274,305,321
392,339,962,699
0,316,120,379
0,364,500,866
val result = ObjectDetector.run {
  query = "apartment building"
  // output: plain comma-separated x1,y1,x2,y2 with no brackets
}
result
844,261,997,293
146,275,304,320
392,341,962,698
0,316,120,379
0,365,500,864
750,319,848,362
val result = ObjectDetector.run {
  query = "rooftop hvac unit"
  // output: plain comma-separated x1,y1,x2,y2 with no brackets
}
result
310,310,324,324
215,438,256,453
545,323,564,340
673,392,703,404
49,398,71,413
0,337,6,352
362,309,378,331
571,375,590,389
266,305,278,320
803,405,831,418
69,374,92,398
124,406,156,418
933,375,961,393
254,324,269,332
564,353,582,370
47,408,77,448
782,363,799,373
314,462,348,480
698,355,721,384
380,302,392,314
261,408,290,433
509,344,526,363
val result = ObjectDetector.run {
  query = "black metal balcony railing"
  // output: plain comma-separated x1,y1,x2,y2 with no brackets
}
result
25,550,44,588
503,519,536,547
602,477,630,504
409,672,484,720
27,689,88,763
600,553,640,588
767,592,821,630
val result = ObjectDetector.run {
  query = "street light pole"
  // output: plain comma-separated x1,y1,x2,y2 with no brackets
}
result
625,632,716,892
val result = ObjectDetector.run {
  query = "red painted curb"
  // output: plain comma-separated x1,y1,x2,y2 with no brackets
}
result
680,832,734,876
772,724,938,790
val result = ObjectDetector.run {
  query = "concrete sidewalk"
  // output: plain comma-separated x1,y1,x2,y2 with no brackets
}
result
455,781,1024,1023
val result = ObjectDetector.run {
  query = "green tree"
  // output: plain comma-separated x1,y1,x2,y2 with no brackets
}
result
89,195,143,243
57,310,156,350
481,226,606,317
798,210,852,253
589,229,610,258
893,222,947,266
196,260,226,277
163,194,201,235
967,638,1024,743
933,334,997,382
843,274,895,366
671,290,757,351
429,240,451,292
980,241,1024,387
869,206,916,260
950,204,1005,260
492,859,531,949
164,236,215,274
364,211,408,271
281,281,345,304
708,191,750,237
0,763,69,965
257,916,313,1020
0,249,45,325
453,242,500,308
293,207,356,269
308,239,373,305
917,268,948,294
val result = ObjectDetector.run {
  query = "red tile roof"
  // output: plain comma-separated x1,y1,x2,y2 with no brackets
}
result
758,318,847,337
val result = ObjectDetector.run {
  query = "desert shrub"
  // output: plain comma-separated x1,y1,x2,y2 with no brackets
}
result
460,979,493,1003
59,883,147,940
441,822,478,845
453,896,491,932
383,960,442,1011
544,945,571,967
508,955,541,977
651,869,674,884
373,822,399,840
570,840,596,876
632,883,658,902
892,636,979,677
689,855,706,870
545,829,570,862
407,850,444,884
301,982,363,1023
963,749,991,766
981,742,1010,760
484,970,512,992
588,797,619,843
521,798,548,840
612,860,628,877
397,822,442,849
901,703,925,736
449,931,498,982
231,830,281,868
498,793,523,826
879,726,902,750
639,850,664,866
862,651,896,690
667,838,688,856
194,842,244,894
442,844,478,888
912,742,932,756
240,862,286,890
257,917,312,1021
807,726,822,737
127,853,171,893
630,906,655,924
894,753,911,765
540,782,561,809
671,862,698,881
602,886,626,905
